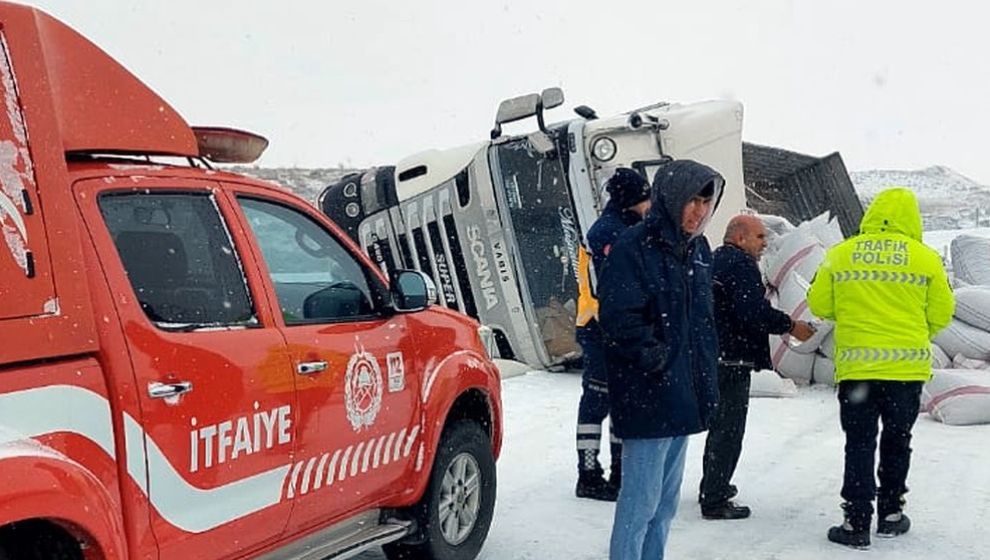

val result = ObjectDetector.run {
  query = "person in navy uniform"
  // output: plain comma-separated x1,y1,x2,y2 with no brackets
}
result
574,168,651,501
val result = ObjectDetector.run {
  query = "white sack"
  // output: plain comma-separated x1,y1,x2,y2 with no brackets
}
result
952,353,990,370
764,233,827,289
933,319,990,361
750,369,798,398
770,334,815,383
820,330,836,360
768,274,817,382
931,343,952,369
800,212,844,249
922,368,990,426
954,286,990,332
812,355,836,385
776,272,812,314
759,214,795,238
951,235,990,286
789,320,835,355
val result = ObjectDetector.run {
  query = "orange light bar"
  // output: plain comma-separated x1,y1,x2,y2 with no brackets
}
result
193,126,269,164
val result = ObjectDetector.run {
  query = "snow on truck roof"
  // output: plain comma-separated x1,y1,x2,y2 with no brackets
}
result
0,3,264,163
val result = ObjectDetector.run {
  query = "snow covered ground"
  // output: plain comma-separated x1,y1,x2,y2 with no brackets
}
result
357,369,989,559
343,175,987,559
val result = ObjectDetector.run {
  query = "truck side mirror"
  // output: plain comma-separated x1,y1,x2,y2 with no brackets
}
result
540,87,564,110
491,93,541,139
390,270,437,312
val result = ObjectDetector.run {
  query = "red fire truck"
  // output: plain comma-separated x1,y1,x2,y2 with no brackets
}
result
0,4,501,560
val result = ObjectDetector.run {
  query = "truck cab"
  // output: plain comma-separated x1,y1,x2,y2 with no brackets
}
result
321,90,746,368
0,4,501,560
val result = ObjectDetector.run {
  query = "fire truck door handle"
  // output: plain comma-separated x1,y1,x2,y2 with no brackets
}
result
148,381,194,399
296,361,328,375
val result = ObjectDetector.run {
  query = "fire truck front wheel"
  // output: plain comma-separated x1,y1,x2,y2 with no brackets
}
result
385,420,496,560
0,520,83,560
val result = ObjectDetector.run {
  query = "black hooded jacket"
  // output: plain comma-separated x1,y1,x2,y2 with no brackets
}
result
598,160,724,439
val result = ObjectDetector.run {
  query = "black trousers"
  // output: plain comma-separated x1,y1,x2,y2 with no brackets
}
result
838,380,924,528
576,322,621,475
699,365,751,507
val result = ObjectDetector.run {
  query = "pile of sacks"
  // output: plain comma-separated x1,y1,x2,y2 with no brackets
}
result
758,213,843,387
742,213,841,397
922,235,990,425
757,221,990,426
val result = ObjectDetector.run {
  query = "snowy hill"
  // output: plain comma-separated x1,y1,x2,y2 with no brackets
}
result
851,166,990,230
224,163,990,233
223,165,360,206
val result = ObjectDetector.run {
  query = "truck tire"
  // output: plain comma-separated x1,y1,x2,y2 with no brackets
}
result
384,421,496,560
0,521,81,560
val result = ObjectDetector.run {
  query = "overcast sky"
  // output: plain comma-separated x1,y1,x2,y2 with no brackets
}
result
31,1,990,184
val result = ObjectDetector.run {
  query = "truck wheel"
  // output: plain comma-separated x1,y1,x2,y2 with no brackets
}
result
0,521,82,560
385,421,496,560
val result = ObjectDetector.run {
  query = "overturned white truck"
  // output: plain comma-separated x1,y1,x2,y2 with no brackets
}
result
320,89,747,368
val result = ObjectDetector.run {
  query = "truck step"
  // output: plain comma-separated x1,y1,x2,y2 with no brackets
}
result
258,510,412,560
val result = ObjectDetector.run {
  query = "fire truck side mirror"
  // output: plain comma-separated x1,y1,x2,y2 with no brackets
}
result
390,270,437,312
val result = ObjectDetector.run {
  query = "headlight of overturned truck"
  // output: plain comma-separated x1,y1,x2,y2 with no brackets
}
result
591,136,617,162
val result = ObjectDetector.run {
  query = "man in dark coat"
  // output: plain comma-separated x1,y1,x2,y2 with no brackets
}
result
698,214,814,520
598,159,723,560
574,168,652,501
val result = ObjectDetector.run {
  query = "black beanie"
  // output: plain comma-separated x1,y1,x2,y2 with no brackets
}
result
606,168,651,209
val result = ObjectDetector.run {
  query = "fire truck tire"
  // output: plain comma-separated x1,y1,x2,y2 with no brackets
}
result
0,522,81,560
384,421,496,560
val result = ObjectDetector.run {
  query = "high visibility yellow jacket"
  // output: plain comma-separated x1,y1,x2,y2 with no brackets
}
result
807,187,954,382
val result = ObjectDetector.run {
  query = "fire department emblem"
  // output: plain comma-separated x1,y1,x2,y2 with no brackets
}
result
345,342,383,431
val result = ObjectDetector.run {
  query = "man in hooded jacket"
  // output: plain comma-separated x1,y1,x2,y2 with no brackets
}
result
598,159,724,560
808,187,954,549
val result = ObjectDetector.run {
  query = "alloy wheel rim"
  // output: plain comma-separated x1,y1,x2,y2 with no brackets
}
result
438,452,481,545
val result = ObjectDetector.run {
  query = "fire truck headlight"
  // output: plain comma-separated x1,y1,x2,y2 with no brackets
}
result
591,137,617,162
477,325,497,359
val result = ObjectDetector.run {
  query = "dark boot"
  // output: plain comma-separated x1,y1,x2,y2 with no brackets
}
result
608,463,621,494
698,483,737,504
877,512,911,537
827,520,871,549
701,500,751,520
828,503,871,549
576,471,618,502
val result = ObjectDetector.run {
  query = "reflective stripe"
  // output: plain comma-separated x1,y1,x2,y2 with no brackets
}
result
577,424,603,435
584,382,608,395
833,270,930,286
837,347,932,363
575,245,599,327
576,440,601,450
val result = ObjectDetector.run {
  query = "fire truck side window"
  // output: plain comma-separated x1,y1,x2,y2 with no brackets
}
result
99,192,257,328
238,197,379,324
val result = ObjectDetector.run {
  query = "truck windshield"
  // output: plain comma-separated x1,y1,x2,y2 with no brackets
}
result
490,138,580,359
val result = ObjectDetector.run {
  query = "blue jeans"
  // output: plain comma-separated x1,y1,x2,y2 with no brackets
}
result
610,436,689,560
